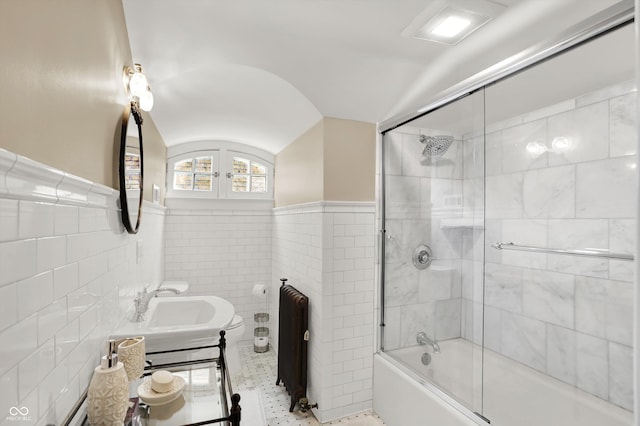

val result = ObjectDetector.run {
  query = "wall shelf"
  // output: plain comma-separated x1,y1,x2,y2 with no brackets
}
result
439,218,484,229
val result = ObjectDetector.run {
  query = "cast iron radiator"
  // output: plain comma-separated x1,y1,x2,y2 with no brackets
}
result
276,278,309,412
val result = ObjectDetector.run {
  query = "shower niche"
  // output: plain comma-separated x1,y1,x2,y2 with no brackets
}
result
380,15,636,426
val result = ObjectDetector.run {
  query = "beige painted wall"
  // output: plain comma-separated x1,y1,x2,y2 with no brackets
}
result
139,111,167,203
274,117,375,207
0,0,166,203
324,117,376,202
275,119,324,207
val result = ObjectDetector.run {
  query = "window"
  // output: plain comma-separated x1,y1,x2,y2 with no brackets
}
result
167,150,220,198
231,156,268,193
173,156,215,191
166,144,273,200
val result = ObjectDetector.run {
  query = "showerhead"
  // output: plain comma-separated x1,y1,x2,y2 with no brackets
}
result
420,135,453,159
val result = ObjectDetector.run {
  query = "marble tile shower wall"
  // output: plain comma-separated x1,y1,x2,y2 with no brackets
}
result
0,150,165,425
467,80,637,411
163,208,272,342
383,129,467,351
272,203,375,423
382,81,635,411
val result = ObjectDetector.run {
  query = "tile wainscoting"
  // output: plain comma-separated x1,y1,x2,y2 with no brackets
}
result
0,148,165,425
163,200,273,345
163,199,378,423
272,202,376,423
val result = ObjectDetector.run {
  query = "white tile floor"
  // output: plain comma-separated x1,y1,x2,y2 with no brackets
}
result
233,345,386,426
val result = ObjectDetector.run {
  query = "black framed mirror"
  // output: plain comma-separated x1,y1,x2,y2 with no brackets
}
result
119,101,144,234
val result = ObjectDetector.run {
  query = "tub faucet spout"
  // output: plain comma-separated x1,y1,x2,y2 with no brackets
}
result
417,331,440,353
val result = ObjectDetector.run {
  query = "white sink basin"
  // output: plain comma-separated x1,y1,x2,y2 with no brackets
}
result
111,296,234,353
149,298,217,328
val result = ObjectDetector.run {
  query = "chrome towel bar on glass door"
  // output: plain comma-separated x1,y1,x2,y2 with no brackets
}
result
491,242,634,261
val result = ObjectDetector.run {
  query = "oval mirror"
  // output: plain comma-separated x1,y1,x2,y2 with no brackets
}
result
119,102,144,234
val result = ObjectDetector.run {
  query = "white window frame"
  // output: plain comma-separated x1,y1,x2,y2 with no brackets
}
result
222,151,272,199
166,142,274,201
166,150,220,199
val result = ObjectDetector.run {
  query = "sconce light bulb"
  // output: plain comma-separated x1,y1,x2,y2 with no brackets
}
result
129,72,149,98
138,90,154,111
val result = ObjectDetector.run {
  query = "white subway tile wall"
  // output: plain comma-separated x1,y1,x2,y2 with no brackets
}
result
272,203,376,423
272,208,324,420
0,153,165,425
163,208,273,343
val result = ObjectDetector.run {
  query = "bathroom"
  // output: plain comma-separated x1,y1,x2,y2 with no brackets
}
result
0,0,637,425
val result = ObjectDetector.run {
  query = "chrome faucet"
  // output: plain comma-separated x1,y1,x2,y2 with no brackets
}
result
131,285,181,322
417,331,440,353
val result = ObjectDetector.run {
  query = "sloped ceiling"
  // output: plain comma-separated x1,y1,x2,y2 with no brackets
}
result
123,0,622,153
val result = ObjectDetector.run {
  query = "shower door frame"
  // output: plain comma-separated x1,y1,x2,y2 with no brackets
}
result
377,0,635,423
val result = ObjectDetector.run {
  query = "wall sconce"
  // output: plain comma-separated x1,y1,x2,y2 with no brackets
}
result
123,63,154,111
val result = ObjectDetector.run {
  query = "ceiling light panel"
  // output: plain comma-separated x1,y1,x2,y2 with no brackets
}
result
403,0,506,45
431,16,472,38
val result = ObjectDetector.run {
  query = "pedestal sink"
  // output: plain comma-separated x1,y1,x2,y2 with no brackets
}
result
111,296,235,356
149,297,218,328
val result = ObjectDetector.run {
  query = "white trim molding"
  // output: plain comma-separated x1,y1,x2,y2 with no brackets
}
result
6,155,64,201
0,149,121,211
143,200,168,216
57,173,93,206
0,149,17,195
87,182,118,209
166,197,273,212
273,201,376,215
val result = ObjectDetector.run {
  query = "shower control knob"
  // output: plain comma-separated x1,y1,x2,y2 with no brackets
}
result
412,244,433,270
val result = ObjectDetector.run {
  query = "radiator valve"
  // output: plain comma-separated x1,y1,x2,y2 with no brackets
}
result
298,397,318,412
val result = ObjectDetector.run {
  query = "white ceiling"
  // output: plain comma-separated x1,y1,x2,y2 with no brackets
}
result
123,0,622,154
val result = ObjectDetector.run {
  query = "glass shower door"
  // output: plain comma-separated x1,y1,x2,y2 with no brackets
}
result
380,6,635,426
481,22,636,426
381,89,486,416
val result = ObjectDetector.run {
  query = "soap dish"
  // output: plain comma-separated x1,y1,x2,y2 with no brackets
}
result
137,374,186,406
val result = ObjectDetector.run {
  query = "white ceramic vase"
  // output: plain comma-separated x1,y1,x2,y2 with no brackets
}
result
87,362,129,425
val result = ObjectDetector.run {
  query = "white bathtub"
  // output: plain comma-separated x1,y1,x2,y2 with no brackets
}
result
374,339,633,426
